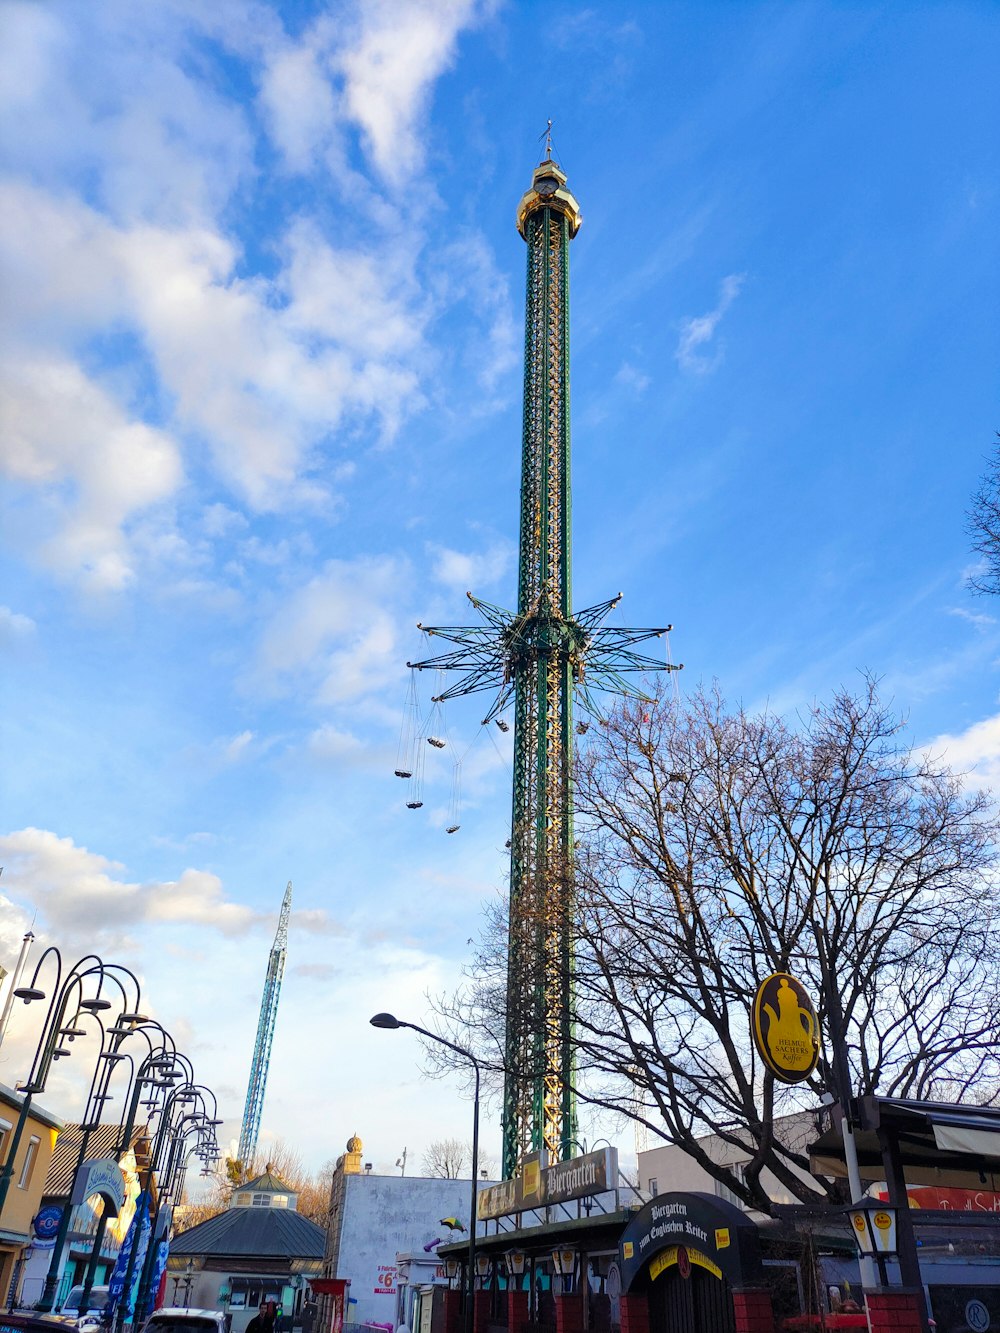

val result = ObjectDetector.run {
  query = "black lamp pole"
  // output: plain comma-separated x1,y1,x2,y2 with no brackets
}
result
0,952,141,1221
79,1025,179,1312
370,1014,480,1333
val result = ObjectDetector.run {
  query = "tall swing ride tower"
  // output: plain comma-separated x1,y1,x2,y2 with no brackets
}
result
236,881,291,1173
407,142,680,1177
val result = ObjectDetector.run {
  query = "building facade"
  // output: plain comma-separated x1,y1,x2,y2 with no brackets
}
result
636,1110,827,1217
16,1121,151,1309
0,1083,62,1307
320,1135,480,1332
170,1167,325,1333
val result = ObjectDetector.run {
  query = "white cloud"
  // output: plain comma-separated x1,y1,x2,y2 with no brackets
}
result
615,361,651,392
0,181,428,551
0,351,183,591
253,555,409,704
0,606,37,643
676,272,745,374
428,540,512,591
927,712,1000,793
946,606,996,630
258,39,339,174
257,0,492,188
0,827,263,937
337,0,485,185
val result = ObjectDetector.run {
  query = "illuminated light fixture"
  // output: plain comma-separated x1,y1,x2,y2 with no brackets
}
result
119,1013,148,1024
847,1199,899,1256
551,1249,576,1279
444,1259,460,1282
475,1255,491,1280
504,1251,526,1278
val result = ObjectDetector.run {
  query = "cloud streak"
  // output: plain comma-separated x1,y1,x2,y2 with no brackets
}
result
676,273,745,374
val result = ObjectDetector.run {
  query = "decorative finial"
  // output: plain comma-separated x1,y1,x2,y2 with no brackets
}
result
544,118,553,160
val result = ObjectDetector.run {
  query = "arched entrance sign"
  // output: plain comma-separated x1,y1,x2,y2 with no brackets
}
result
70,1157,127,1216
618,1191,763,1292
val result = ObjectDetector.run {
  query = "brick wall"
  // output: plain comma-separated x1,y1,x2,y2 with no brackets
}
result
732,1287,776,1333
865,1289,924,1332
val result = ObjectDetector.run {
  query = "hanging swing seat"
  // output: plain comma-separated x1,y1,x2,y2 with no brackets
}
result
406,800,424,810
394,768,412,778
446,825,460,834
427,736,446,749
496,719,510,732
576,721,589,735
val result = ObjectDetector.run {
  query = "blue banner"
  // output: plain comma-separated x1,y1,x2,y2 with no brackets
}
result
104,1190,152,1324
143,1240,170,1319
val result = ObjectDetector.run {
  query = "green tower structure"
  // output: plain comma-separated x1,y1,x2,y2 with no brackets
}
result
408,145,681,1177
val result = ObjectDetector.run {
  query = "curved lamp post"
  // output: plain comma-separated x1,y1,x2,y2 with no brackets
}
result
133,1108,221,1323
0,950,143,1218
36,995,152,1311
126,1087,221,1330
370,1014,480,1333
78,1023,181,1311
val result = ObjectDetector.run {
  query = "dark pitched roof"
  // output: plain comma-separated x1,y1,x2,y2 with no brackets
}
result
240,1169,295,1194
43,1123,150,1198
171,1207,325,1259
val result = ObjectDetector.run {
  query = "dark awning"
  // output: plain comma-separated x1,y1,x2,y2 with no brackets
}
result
808,1096,1000,1189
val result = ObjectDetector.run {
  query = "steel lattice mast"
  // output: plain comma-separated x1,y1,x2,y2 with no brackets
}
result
408,147,681,1177
237,880,291,1169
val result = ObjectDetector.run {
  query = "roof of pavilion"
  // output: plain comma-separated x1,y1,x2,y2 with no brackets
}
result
171,1206,325,1259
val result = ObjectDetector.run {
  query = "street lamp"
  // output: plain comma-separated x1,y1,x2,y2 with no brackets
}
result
0,950,143,1217
370,1013,480,1333
130,1091,221,1325
78,1022,181,1311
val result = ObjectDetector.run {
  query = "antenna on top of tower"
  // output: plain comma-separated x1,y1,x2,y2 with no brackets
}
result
540,118,553,160
234,881,292,1180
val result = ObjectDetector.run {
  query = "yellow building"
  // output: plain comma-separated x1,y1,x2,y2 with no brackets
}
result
0,1081,63,1305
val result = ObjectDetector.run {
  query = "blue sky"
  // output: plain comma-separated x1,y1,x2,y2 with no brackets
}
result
1,1,998,1177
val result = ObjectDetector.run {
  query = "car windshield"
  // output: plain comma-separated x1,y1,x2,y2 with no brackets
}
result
64,1287,109,1312
145,1322,219,1333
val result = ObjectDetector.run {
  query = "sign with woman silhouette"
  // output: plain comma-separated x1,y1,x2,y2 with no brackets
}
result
752,973,820,1083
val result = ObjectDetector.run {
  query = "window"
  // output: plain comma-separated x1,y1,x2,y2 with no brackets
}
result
647,1177,658,1196
18,1135,40,1189
714,1162,746,1209
0,1119,11,1161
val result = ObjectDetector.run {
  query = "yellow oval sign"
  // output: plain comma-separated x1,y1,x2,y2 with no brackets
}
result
752,972,820,1084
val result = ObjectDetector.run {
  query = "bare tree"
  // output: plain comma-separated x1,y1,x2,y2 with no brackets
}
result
178,1141,332,1231
433,678,1000,1214
421,1138,469,1178
967,434,1000,593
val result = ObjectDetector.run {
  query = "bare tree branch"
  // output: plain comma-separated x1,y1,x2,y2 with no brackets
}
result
431,678,1000,1214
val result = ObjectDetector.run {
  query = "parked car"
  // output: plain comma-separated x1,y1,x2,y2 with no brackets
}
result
60,1286,110,1329
140,1309,230,1333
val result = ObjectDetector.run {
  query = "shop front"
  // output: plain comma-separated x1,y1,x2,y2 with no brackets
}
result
618,1192,767,1333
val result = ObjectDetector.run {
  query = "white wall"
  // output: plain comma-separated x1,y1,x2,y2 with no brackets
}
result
338,1176,474,1329
637,1109,826,1216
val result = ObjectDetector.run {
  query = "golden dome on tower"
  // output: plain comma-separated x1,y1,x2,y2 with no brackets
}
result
516,139,581,240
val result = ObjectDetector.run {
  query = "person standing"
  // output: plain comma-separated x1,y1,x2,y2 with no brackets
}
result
246,1303,274,1333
